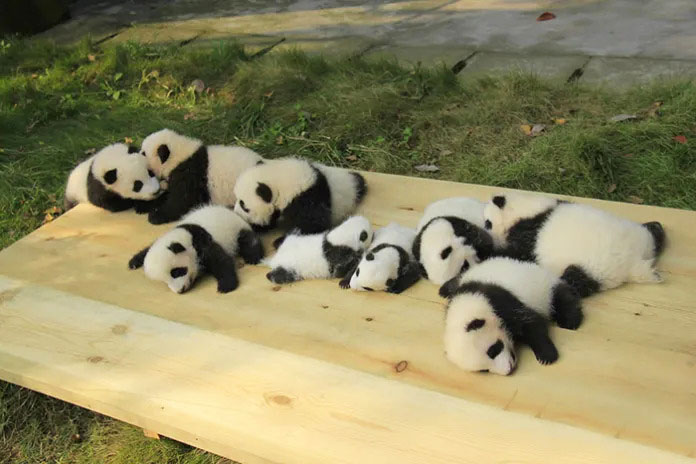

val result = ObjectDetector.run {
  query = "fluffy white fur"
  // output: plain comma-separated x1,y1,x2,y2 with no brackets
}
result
141,129,203,179
265,216,373,280
349,222,415,291
64,143,161,206
143,205,251,293
444,257,559,375
484,191,661,290
317,164,362,225
416,197,487,285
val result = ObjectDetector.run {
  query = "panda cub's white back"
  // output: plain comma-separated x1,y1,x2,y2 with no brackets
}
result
418,197,486,230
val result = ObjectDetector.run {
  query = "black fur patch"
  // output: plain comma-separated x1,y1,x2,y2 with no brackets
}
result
359,230,369,242
133,180,143,192
170,267,188,278
467,318,486,332
440,246,452,259
103,169,118,185
551,282,584,329
281,165,332,234
256,182,273,203
148,145,209,224
267,267,299,284
413,216,494,263
322,236,362,278
127,145,140,154
560,264,601,298
487,339,504,359
168,242,186,254
368,244,421,294
438,275,461,299
492,195,506,209
351,172,368,204
484,219,492,230
499,208,554,262
86,162,135,212
643,221,666,257
128,246,150,269
450,281,559,365
157,144,170,164
178,223,239,293
237,228,265,264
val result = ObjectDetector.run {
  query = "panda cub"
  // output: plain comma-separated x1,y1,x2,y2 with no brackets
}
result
64,143,161,213
440,257,583,375
128,205,264,294
483,191,667,297
265,216,373,284
233,158,367,235
140,129,263,224
340,222,420,294
413,197,494,285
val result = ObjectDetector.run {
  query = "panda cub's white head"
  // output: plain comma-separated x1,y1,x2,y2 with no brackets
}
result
350,245,400,292
444,292,516,375
143,228,200,294
327,215,373,251
232,164,277,229
92,143,161,200
140,128,203,180
483,192,558,248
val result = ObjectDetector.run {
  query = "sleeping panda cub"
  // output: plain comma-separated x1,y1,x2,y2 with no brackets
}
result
340,222,421,294
265,216,373,284
483,191,667,297
140,129,263,224
64,143,161,213
440,257,583,375
128,205,264,294
233,158,367,235
413,197,494,285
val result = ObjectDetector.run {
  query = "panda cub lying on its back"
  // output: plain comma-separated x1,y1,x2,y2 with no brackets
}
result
64,143,161,213
128,205,264,294
340,222,421,294
140,129,264,224
440,257,584,375
266,216,373,284
483,191,667,297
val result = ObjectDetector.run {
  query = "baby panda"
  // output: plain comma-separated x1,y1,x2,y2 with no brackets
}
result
265,216,373,284
340,222,421,294
128,205,264,294
413,197,494,285
233,157,367,235
140,129,264,224
64,143,161,213
483,191,667,297
440,257,583,375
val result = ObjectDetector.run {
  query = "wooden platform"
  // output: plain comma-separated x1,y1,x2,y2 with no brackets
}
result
0,172,694,464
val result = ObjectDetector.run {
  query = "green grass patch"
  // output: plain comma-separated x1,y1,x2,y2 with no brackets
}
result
1,36,695,463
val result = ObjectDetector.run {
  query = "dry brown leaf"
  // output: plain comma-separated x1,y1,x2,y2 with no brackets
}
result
553,118,567,125
275,135,284,145
84,147,97,155
520,124,532,135
439,149,453,157
87,54,96,62
190,79,205,94
673,135,687,144
628,195,644,204
415,164,440,173
124,137,133,144
184,113,195,120
42,206,63,225
607,183,617,193
264,91,274,98
31,73,38,79
609,114,637,123
645,101,663,118
537,11,556,21
346,155,358,162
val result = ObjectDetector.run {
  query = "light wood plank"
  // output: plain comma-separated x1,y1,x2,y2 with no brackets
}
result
0,171,695,462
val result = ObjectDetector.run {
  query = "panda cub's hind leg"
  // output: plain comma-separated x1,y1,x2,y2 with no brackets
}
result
629,258,663,284
551,282,583,330
238,229,265,265
267,267,301,284
643,221,666,257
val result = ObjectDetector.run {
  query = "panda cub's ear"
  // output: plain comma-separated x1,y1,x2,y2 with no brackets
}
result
127,145,140,154
492,195,506,209
103,169,118,185
256,182,273,203
157,144,170,163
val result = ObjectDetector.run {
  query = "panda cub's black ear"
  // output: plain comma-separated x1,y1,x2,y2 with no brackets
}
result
127,145,140,154
256,182,272,203
157,144,170,163
103,169,118,185
492,195,506,209
256,160,264,165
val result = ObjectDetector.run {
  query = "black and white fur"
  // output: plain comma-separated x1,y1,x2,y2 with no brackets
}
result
233,157,367,235
128,205,264,294
440,257,583,375
340,222,420,294
483,191,667,297
140,129,263,224
265,216,373,284
413,197,494,285
64,143,161,213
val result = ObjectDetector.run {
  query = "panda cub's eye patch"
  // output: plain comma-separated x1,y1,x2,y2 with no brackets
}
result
148,169,155,178
365,253,374,261
461,260,470,272
170,267,188,278
466,318,485,332
359,230,368,242
487,339,504,359
239,200,250,213
168,242,186,254
355,268,360,277
133,180,143,192
484,219,492,230
440,246,452,260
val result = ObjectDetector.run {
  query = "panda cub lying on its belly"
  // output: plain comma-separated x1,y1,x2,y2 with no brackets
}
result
265,216,373,284
341,222,421,294
440,257,584,375
128,205,264,294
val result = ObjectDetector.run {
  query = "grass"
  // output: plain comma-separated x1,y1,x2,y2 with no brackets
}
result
0,35,695,463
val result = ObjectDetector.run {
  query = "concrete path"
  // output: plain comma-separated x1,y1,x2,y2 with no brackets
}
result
40,0,696,86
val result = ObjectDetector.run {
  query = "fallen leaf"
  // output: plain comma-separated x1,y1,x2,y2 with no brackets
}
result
530,124,546,136
31,73,38,79
42,206,63,225
124,137,133,144
346,155,358,162
190,79,205,94
414,164,440,173
607,183,617,193
84,148,96,155
673,135,687,144
645,101,663,118
520,124,532,135
87,54,96,62
536,11,556,21
439,149,453,157
628,195,644,204
553,118,567,125
275,135,284,145
263,91,274,98
609,114,637,123
184,112,195,120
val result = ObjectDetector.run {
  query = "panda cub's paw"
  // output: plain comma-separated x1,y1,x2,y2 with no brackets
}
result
266,267,299,284
533,342,559,365
338,276,351,289
217,276,239,293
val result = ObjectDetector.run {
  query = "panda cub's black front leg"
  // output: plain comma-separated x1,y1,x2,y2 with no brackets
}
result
203,241,239,293
521,315,559,365
387,261,422,294
551,282,584,330
237,229,265,264
338,260,360,289
128,246,151,269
